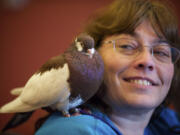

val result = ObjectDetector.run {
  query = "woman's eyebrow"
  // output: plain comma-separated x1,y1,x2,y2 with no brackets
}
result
153,39,169,45
130,31,170,44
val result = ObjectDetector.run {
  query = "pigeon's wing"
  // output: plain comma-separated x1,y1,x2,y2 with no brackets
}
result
10,53,68,100
7,55,68,103
21,54,70,104
21,62,71,107
0,55,71,113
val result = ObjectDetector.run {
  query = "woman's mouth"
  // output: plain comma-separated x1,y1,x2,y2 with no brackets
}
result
123,77,158,86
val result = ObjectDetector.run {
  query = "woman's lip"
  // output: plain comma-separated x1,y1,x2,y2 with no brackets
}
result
123,77,159,86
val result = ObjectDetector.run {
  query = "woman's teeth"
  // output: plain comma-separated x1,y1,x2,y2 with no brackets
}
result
129,79,152,86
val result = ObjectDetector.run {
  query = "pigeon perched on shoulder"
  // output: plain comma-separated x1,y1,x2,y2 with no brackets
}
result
0,33,104,116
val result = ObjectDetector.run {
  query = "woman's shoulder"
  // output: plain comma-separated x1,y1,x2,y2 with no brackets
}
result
160,107,180,124
147,107,180,134
35,110,118,135
35,111,96,135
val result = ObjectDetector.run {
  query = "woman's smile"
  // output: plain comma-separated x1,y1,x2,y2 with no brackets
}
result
123,76,159,86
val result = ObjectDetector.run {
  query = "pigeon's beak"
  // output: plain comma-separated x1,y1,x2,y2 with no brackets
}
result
87,48,95,58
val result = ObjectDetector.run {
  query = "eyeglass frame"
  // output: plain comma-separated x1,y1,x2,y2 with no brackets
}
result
103,38,180,64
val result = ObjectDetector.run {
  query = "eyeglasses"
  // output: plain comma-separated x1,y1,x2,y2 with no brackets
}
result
103,38,180,64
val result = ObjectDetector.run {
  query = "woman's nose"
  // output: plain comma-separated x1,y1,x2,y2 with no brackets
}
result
134,48,155,72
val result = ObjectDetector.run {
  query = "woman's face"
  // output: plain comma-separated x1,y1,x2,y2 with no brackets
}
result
98,20,174,111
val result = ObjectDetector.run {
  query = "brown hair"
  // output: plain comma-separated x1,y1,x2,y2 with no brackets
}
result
84,0,180,113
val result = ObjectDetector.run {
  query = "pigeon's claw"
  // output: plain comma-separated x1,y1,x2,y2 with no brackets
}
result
61,110,70,117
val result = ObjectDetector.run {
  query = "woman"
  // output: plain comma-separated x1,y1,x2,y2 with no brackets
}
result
35,0,180,134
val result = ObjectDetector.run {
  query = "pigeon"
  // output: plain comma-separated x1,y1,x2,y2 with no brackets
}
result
0,33,104,116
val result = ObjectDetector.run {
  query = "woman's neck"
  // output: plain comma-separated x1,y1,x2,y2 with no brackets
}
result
109,107,154,135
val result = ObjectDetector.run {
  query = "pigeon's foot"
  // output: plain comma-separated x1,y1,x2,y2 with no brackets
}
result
69,108,80,116
61,110,70,117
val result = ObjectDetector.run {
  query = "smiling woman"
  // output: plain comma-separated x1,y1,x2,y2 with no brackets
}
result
34,0,180,135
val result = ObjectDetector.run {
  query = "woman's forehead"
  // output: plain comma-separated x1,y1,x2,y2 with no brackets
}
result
102,20,166,42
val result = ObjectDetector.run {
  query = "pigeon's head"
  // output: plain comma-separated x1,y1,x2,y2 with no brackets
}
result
75,33,95,58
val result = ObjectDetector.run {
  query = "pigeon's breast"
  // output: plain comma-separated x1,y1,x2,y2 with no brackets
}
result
65,51,104,102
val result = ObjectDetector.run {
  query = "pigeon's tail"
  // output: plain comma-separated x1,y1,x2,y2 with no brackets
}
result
2,111,34,132
0,97,36,113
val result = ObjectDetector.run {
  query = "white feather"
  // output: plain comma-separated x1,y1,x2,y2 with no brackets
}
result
68,95,83,109
75,39,83,52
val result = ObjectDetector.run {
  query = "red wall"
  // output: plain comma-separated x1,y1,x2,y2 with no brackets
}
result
0,0,179,134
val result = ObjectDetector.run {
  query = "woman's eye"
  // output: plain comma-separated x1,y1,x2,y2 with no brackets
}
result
154,50,170,57
118,44,135,50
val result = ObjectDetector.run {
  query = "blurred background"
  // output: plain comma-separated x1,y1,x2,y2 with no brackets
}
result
0,0,179,134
